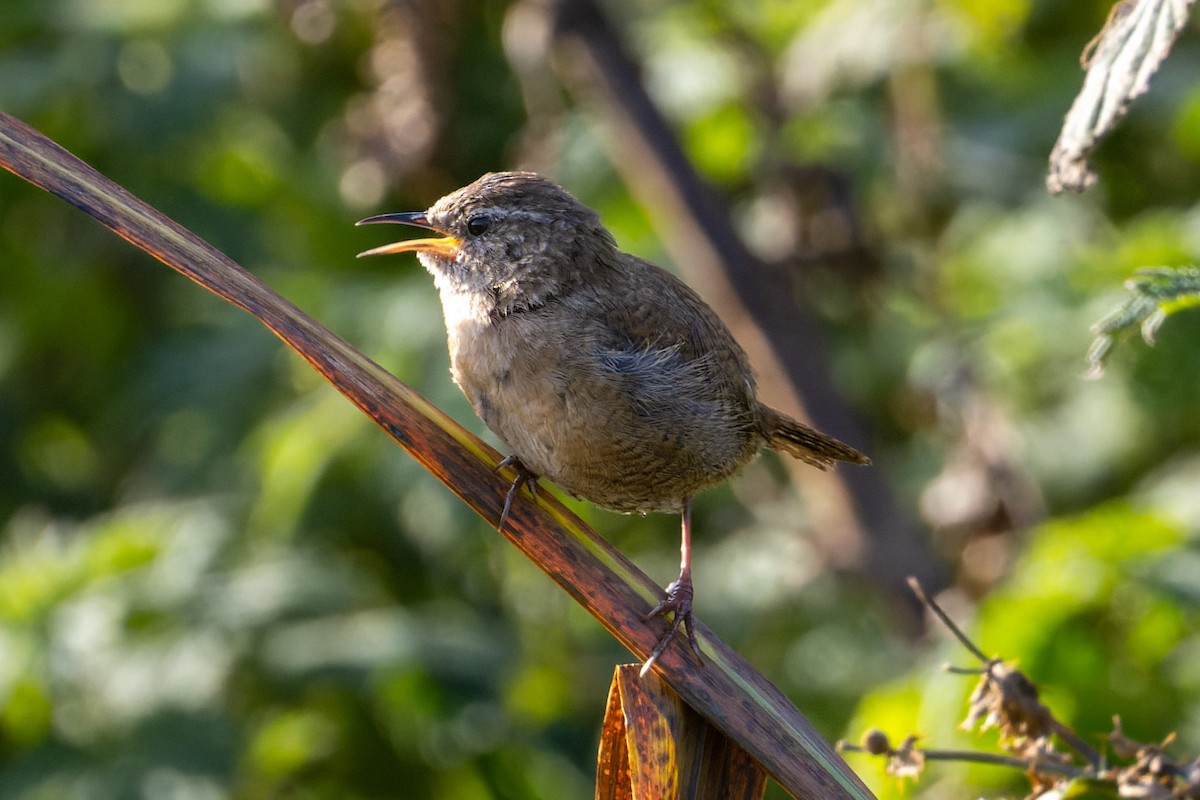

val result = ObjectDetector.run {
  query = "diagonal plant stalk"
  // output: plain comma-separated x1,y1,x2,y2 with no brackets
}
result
0,111,874,800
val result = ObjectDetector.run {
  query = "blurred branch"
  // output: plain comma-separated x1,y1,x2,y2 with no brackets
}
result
1087,266,1200,376
350,0,454,182
0,111,874,800
1048,0,1196,194
538,0,940,597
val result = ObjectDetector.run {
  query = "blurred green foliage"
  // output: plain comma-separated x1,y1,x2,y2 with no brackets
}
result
2,1,1200,799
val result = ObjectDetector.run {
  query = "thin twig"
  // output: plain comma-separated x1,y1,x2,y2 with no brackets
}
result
923,749,1086,779
943,664,987,675
1051,719,1103,770
907,577,990,664
910,577,1103,768
839,742,1089,780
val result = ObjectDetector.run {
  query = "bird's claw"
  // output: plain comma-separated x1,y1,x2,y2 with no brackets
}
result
640,576,702,676
496,455,539,532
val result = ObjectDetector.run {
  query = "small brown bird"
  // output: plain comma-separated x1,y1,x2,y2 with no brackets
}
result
358,172,868,673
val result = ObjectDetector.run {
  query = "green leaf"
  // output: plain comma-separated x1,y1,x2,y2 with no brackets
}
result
1087,266,1200,376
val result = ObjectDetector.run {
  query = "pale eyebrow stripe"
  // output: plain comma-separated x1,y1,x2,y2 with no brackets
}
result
472,207,556,225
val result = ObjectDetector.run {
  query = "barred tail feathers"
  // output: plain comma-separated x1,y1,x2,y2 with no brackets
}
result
761,405,870,470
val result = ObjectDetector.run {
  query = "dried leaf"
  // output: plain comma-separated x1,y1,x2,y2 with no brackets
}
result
885,735,926,780
1047,0,1196,194
962,661,1055,745
597,665,768,800
1109,717,1145,760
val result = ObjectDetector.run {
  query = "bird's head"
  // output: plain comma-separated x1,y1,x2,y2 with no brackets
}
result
357,172,617,304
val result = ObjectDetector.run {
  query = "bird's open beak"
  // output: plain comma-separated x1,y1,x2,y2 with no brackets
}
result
355,212,461,258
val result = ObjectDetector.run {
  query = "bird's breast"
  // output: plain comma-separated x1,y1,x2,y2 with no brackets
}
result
439,292,761,513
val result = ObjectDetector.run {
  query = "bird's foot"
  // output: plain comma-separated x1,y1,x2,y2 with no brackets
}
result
495,454,539,531
640,574,702,676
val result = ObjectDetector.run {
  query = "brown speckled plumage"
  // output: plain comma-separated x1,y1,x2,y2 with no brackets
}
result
358,171,868,672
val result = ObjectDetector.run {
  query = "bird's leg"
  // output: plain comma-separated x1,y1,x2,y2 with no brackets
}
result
641,498,702,676
495,454,539,532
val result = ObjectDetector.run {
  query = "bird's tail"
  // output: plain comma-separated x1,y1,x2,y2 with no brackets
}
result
761,405,870,470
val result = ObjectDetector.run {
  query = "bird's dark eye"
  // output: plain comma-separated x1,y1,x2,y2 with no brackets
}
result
466,214,491,236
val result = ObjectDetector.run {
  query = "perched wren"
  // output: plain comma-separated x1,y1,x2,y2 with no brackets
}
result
357,172,869,673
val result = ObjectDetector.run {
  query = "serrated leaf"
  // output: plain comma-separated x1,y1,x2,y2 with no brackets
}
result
1086,266,1200,375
